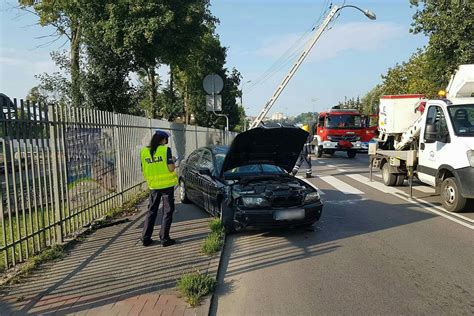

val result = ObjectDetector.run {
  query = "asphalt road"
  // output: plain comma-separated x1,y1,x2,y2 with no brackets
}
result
211,153,474,315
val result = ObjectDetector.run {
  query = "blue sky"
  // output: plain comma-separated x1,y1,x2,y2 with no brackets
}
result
1,0,428,117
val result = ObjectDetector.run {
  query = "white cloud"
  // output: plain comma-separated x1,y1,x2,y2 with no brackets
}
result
0,55,58,74
255,22,405,62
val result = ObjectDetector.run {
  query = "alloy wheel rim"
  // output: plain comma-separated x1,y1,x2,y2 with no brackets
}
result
444,185,455,204
180,182,185,200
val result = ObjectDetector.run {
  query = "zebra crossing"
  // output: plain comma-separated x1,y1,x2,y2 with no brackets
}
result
302,160,474,229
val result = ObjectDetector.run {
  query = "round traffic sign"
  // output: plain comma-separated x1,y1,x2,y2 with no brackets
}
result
203,74,224,94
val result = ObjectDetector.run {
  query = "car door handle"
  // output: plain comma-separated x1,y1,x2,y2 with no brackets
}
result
420,143,425,150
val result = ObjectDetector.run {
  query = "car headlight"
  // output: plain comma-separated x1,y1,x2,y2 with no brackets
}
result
304,191,320,204
468,150,474,167
241,196,270,208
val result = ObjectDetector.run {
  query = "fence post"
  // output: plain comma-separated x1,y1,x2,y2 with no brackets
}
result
48,104,63,244
113,113,124,205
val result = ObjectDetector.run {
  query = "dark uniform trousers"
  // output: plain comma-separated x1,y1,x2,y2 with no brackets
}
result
142,186,175,241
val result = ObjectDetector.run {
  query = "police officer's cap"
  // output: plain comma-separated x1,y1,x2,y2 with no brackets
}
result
155,129,170,138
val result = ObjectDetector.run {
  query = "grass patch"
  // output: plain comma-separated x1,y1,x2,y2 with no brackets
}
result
103,190,149,221
6,244,65,285
177,271,216,307
1,189,149,274
208,218,224,234
201,232,223,256
201,218,224,256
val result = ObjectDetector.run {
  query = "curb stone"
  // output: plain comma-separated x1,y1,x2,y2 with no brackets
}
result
201,232,227,316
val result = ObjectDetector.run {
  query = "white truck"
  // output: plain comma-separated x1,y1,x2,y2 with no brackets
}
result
369,64,474,212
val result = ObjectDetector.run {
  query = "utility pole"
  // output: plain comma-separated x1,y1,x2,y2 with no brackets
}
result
249,4,376,129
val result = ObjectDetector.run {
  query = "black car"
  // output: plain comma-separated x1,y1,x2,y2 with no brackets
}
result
178,126,323,233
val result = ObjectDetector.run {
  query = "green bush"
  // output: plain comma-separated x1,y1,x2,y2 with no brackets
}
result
177,271,216,306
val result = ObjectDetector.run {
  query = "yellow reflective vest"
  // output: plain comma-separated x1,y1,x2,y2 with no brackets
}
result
140,146,178,190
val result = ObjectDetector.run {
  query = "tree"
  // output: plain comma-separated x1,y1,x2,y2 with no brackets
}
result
360,85,384,115
19,0,84,107
382,49,439,98
98,0,213,118
410,0,474,85
293,112,318,124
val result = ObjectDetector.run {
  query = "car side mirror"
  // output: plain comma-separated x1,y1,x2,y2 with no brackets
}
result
198,168,213,177
425,123,438,142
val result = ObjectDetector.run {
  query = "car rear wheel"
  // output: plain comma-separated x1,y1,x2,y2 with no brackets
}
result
441,177,467,212
382,163,397,186
179,179,190,204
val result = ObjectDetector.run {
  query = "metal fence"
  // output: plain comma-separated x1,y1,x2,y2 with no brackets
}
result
0,97,234,271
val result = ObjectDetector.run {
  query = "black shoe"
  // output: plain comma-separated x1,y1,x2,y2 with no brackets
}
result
142,239,154,247
161,239,176,247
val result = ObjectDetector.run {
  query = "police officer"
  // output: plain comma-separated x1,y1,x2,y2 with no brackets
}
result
141,130,178,247
292,125,313,178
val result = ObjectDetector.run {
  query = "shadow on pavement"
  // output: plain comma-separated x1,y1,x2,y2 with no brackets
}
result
210,189,444,315
0,202,213,315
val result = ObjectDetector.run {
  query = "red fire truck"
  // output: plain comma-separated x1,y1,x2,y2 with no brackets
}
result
360,114,379,151
313,108,364,158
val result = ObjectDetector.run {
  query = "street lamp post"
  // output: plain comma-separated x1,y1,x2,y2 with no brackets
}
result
249,3,376,129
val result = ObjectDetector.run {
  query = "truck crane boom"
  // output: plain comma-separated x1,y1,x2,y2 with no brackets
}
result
249,5,340,129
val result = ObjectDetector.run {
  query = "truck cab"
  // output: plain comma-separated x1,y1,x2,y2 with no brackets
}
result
371,64,474,212
417,98,474,212
361,114,378,151
314,109,363,158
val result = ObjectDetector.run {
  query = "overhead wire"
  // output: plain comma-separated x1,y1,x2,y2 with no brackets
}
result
245,2,332,95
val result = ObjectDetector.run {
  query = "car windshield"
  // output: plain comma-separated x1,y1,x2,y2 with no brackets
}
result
326,114,362,129
224,164,284,177
447,104,474,136
215,153,226,173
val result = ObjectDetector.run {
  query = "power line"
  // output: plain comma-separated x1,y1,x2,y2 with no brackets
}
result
246,2,332,94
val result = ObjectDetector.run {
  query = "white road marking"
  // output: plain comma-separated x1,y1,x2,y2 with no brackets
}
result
319,176,365,195
325,198,367,205
296,176,325,195
412,185,436,194
346,174,404,194
337,168,348,172
347,174,473,229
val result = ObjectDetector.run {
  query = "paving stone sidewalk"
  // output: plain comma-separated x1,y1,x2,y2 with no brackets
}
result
0,201,215,315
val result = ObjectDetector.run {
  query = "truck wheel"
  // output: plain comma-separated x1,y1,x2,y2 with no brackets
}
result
382,163,397,186
316,146,323,158
347,150,357,158
395,175,405,186
441,177,467,212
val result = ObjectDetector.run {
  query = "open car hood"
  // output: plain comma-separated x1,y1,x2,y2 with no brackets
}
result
220,126,309,176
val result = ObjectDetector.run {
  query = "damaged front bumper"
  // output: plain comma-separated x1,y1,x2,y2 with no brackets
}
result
233,202,323,229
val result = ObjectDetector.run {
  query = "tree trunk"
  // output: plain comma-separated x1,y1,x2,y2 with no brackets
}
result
184,84,189,124
169,67,174,115
70,20,82,108
147,67,157,118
